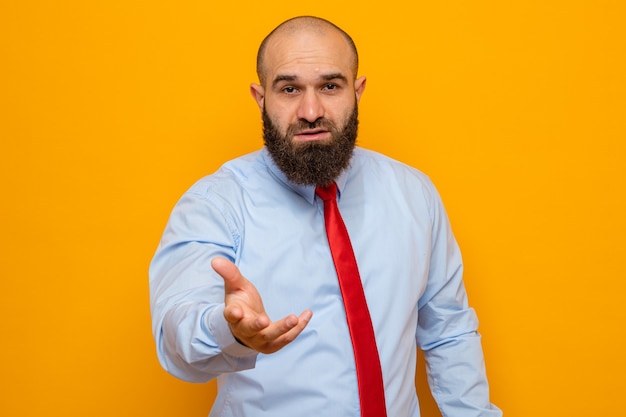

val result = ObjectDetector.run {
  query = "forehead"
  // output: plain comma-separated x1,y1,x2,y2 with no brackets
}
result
263,29,355,82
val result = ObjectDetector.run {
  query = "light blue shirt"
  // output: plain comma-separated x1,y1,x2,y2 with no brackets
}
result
150,147,502,417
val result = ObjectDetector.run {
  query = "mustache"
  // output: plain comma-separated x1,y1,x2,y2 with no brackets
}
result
287,118,337,135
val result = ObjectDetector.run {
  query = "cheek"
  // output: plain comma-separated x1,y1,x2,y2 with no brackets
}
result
328,102,356,127
327,95,355,115
266,103,298,132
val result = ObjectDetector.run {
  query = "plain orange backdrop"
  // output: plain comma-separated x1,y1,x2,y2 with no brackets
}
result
1,1,625,416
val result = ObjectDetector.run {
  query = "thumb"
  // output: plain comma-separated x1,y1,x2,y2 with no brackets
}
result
211,257,244,290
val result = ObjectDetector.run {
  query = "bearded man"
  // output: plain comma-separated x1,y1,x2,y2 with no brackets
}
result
150,16,501,417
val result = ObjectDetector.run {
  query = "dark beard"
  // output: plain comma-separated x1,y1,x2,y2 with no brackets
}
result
262,106,359,186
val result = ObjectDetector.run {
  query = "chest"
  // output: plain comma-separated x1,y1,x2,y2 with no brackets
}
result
234,187,432,322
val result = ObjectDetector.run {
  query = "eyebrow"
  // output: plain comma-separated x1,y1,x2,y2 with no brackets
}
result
272,74,297,88
272,72,349,89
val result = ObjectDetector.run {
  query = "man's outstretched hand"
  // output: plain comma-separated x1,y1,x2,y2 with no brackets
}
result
211,257,313,354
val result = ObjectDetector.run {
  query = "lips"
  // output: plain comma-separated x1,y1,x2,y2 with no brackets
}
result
294,129,331,142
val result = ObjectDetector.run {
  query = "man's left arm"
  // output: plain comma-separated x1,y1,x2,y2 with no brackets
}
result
416,183,502,417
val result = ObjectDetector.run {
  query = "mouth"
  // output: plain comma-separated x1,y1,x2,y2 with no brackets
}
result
293,129,331,142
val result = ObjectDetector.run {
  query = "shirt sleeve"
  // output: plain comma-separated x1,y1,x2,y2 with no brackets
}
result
416,182,502,417
149,186,258,383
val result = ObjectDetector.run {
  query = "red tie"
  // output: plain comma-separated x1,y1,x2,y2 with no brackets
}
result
316,183,387,417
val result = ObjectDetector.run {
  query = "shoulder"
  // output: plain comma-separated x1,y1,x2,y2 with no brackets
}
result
349,147,448,222
186,150,268,199
351,147,436,193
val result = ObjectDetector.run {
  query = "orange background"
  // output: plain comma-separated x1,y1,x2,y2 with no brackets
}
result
1,1,624,416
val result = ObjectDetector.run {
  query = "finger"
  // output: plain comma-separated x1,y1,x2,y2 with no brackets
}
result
225,307,270,331
223,304,244,323
211,257,242,282
261,309,313,344
211,258,248,293
258,311,313,354
224,302,272,341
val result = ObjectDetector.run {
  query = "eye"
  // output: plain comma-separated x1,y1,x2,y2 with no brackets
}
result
282,86,298,94
323,83,338,91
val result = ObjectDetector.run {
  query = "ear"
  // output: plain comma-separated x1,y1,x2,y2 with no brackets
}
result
250,83,265,112
354,76,366,103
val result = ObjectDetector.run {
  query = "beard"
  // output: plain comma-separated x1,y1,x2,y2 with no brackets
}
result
262,105,359,186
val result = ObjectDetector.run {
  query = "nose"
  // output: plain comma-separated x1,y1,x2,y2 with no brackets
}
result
296,89,325,123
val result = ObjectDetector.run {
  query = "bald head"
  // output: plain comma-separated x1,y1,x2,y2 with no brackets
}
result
256,16,359,87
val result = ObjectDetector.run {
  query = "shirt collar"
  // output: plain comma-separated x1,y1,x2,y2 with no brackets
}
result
261,147,351,204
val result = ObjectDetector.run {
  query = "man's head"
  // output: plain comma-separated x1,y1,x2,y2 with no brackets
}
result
255,16,359,87
250,16,366,186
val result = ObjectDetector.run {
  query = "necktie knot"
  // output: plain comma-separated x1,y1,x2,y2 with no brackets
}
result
315,183,337,202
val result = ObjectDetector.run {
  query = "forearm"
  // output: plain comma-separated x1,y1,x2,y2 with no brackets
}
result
422,330,502,417
149,186,258,381
155,300,257,382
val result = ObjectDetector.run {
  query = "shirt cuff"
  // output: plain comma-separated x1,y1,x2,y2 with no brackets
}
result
206,304,259,359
